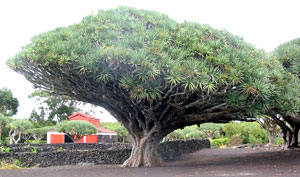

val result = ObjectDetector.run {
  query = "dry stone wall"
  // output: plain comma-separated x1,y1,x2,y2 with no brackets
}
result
0,139,209,167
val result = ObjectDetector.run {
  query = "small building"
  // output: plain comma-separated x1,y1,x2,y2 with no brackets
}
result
47,113,117,144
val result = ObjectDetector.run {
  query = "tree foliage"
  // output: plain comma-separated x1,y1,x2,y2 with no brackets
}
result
223,122,268,144
56,120,97,142
8,119,33,144
26,126,54,141
29,90,80,123
198,123,223,139
272,38,300,148
0,114,12,140
0,88,19,116
101,122,129,142
273,38,300,75
29,109,50,126
165,123,222,141
7,7,300,167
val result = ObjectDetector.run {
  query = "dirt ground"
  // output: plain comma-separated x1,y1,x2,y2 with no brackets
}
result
1,148,300,177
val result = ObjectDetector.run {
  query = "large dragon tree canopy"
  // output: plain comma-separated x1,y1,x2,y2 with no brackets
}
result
7,6,300,167
271,38,300,115
272,38,300,75
271,38,300,148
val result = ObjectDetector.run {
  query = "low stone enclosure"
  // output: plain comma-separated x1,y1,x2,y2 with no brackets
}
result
0,139,210,167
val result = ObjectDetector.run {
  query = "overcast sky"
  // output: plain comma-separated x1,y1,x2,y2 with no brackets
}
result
0,0,300,122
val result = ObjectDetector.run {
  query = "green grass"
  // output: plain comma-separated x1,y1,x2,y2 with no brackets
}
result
0,160,22,170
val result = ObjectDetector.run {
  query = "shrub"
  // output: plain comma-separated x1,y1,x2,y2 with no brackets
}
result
249,134,263,144
57,147,64,152
247,123,268,144
223,122,269,144
0,146,10,152
1,137,10,146
186,131,203,139
223,122,248,143
0,160,21,170
275,137,283,145
24,140,47,144
230,134,243,146
31,147,37,153
197,123,223,139
14,160,21,166
210,138,230,147
165,129,185,141
101,122,129,142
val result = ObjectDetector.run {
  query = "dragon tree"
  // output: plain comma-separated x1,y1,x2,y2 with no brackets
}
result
7,7,300,167
272,38,300,149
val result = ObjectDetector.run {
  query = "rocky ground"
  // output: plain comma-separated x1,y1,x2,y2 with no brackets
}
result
1,147,300,177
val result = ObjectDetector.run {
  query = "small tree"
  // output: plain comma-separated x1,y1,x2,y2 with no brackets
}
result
230,134,243,146
0,88,19,116
8,119,33,144
101,122,130,143
56,120,97,142
223,122,247,142
0,114,11,140
198,123,223,139
29,109,53,126
27,126,54,141
22,129,32,142
115,126,129,143
257,116,280,146
165,129,185,141
29,90,81,122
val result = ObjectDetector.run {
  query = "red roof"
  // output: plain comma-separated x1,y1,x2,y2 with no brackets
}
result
69,112,116,134
98,127,117,134
69,112,100,120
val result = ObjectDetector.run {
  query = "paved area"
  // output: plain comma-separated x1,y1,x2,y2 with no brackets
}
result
1,148,300,177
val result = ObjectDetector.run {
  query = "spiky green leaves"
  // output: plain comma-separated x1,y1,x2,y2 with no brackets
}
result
273,38,300,75
272,38,300,116
8,119,33,132
7,6,300,115
56,120,97,142
0,88,19,116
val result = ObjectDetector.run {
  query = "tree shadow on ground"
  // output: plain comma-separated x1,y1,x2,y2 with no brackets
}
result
166,148,300,168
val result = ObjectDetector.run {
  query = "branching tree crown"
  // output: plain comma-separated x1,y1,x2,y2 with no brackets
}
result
0,113,12,140
7,7,300,167
0,88,19,116
56,120,97,142
29,90,80,122
26,126,54,141
273,38,300,75
8,119,33,144
272,38,300,148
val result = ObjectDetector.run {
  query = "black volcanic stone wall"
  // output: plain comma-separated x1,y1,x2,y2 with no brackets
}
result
6,143,131,152
0,139,209,167
158,139,210,161
0,149,131,167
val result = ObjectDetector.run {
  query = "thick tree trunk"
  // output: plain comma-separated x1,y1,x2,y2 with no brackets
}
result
122,133,163,167
281,126,299,149
267,132,275,146
9,129,14,144
281,129,289,150
15,132,22,144
274,116,300,150
290,126,299,148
